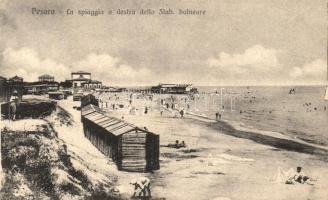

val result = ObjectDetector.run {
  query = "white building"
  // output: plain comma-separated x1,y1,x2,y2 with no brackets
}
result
82,80,102,90
71,71,91,88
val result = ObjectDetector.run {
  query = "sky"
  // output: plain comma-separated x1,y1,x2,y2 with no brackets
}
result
0,0,327,86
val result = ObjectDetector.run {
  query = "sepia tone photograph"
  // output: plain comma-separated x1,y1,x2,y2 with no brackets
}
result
0,0,327,199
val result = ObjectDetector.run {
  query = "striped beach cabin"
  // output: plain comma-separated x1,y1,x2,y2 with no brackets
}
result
81,104,160,172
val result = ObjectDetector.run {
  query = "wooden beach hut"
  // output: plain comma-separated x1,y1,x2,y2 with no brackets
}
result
81,104,160,172
48,91,66,100
81,94,99,108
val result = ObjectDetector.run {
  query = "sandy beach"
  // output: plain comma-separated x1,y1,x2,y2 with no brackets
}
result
86,89,328,200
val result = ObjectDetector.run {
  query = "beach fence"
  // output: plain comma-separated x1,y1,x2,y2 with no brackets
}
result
81,103,160,172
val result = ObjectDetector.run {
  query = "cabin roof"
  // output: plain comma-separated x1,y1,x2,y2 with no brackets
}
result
81,104,154,136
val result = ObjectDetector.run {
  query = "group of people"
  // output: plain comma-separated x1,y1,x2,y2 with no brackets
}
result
215,112,222,121
167,140,187,149
303,102,326,112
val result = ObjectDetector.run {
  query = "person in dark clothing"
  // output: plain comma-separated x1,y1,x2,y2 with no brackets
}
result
175,140,179,148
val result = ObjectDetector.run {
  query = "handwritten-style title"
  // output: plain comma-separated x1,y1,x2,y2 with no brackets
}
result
31,8,206,16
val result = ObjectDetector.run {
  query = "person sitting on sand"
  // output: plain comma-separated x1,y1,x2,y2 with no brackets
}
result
174,140,179,148
286,167,313,185
180,141,186,148
130,177,151,198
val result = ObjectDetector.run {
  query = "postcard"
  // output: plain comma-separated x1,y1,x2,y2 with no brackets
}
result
0,0,327,199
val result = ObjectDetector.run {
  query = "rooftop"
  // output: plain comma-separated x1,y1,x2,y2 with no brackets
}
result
82,80,102,84
10,75,23,80
39,74,54,78
81,104,156,136
157,84,192,87
72,71,91,74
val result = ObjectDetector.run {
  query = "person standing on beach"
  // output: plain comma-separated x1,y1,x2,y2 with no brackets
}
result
180,109,184,118
9,90,18,121
215,112,221,121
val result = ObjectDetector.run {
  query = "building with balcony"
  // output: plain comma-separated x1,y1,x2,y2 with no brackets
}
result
71,71,91,88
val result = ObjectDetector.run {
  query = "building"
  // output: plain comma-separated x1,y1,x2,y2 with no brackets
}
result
151,84,197,94
127,86,152,93
81,80,102,90
38,74,55,82
71,71,91,88
0,76,24,115
81,104,160,172
8,75,23,83
0,76,24,102
24,81,59,95
0,76,10,103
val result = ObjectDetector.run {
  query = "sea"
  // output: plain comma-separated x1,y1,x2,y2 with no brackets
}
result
184,85,328,146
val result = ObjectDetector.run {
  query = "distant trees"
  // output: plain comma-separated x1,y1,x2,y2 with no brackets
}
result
59,80,73,89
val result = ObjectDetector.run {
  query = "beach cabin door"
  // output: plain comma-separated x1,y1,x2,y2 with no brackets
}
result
146,134,160,171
